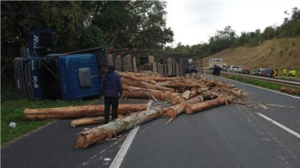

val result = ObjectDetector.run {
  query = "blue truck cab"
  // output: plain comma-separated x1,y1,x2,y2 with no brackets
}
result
14,29,108,101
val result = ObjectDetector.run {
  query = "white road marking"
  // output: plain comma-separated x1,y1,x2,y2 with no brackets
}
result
215,75,300,99
109,126,140,168
256,113,300,138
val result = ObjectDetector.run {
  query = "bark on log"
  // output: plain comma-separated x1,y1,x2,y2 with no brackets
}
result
155,82,199,88
122,90,179,100
24,104,147,120
121,78,174,92
71,117,105,127
201,91,219,100
118,71,156,84
189,90,198,98
197,87,209,94
123,85,172,93
280,87,300,95
178,90,191,103
165,95,204,118
170,95,181,105
75,107,163,148
184,97,234,114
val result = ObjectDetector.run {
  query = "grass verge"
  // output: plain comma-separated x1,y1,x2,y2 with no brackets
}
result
1,98,99,145
225,75,299,92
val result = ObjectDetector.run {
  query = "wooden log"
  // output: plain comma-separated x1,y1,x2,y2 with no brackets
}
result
71,117,105,127
155,82,199,88
123,85,172,93
201,91,219,100
24,104,147,120
75,107,163,148
189,90,198,98
280,87,300,95
165,95,204,118
197,87,209,94
118,71,156,84
184,97,234,114
178,90,191,103
122,78,174,92
122,90,179,100
170,95,181,105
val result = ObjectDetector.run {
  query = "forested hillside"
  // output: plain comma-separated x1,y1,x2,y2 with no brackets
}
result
202,37,300,71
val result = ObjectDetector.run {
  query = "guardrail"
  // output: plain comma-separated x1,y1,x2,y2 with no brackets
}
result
220,71,300,89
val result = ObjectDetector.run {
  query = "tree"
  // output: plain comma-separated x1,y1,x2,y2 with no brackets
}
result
92,1,174,49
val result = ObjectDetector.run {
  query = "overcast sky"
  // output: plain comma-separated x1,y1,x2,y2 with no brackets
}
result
165,0,300,47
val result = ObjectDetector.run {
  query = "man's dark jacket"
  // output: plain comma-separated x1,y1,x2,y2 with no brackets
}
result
100,70,123,97
184,68,190,74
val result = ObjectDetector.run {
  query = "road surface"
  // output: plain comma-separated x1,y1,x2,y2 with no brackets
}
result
2,76,300,168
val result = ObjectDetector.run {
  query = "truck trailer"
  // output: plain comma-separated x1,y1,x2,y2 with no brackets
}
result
14,29,108,101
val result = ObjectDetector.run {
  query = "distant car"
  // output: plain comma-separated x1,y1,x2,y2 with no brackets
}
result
252,68,273,77
228,65,239,72
236,66,243,73
241,66,250,74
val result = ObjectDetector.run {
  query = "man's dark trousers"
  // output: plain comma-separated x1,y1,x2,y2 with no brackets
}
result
104,97,119,124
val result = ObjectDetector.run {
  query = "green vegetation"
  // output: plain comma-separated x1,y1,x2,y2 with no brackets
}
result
162,7,300,56
1,1,174,102
225,75,298,91
1,98,98,145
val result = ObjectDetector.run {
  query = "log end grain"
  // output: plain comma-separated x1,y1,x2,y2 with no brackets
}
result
184,105,194,115
165,108,176,118
178,97,187,104
170,98,178,105
76,134,89,149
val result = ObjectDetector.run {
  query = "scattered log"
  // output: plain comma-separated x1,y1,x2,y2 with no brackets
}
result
118,71,156,84
24,104,147,120
184,96,234,114
189,90,198,98
123,90,179,100
165,95,204,118
170,95,181,105
280,87,300,95
155,82,199,88
71,117,105,127
75,107,163,148
122,78,174,92
178,90,191,103
197,87,209,94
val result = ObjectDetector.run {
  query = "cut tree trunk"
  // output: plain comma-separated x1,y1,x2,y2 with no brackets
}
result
121,78,174,92
71,117,105,127
197,87,209,94
155,82,199,88
184,96,234,114
178,90,191,103
165,95,204,118
122,90,179,100
280,87,300,95
118,71,156,84
123,85,172,93
170,95,181,105
189,90,198,98
24,104,147,120
75,107,163,148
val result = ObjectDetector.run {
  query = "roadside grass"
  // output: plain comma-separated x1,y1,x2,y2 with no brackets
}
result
1,98,99,145
225,75,299,91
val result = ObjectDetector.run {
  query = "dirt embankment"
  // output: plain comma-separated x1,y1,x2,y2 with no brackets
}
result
202,37,300,72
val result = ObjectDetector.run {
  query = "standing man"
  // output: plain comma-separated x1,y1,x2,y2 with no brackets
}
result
100,65,123,124
283,68,286,77
190,66,198,79
212,64,221,80
184,66,190,78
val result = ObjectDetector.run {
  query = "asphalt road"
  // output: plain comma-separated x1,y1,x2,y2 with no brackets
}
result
2,76,300,168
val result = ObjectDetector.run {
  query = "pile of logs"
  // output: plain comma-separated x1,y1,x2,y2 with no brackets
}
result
23,71,247,149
